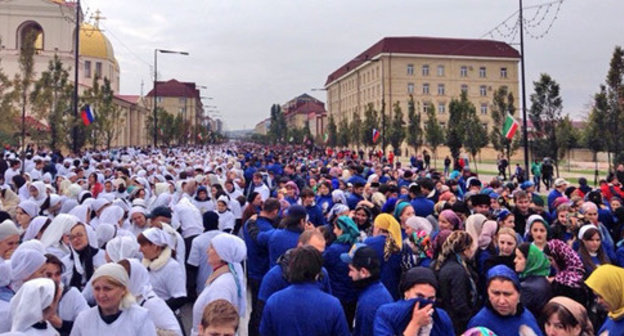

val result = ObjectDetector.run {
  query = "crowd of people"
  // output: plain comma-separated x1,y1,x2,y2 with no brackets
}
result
1,142,624,336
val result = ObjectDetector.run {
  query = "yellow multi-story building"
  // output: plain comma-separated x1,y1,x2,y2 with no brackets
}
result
324,36,520,135
146,79,204,130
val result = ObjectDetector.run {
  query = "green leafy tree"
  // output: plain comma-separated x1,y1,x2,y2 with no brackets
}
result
556,115,579,172
0,38,19,146
605,46,624,166
361,103,379,148
463,107,489,173
406,95,423,156
81,78,124,149
490,86,519,178
30,55,73,150
15,31,36,160
446,91,471,161
269,104,286,144
302,120,312,144
327,114,338,147
529,73,564,176
350,112,362,149
388,101,406,155
423,103,444,168
337,118,350,147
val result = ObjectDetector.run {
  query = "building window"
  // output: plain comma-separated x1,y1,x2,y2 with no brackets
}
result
437,65,445,77
407,64,414,75
460,66,468,77
156,97,163,103
423,102,431,113
437,84,445,95
179,97,187,104
84,60,91,78
95,62,102,78
461,84,468,94
407,83,414,94
480,85,487,96
440,122,446,128
422,65,430,76
500,67,508,78
423,83,430,95
501,85,509,92
438,103,446,114
479,66,486,78
481,103,488,115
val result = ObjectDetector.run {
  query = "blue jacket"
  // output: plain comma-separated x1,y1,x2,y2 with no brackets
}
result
598,316,624,336
347,174,367,186
467,306,543,336
354,281,393,336
410,196,434,217
373,299,455,336
347,193,364,210
547,189,563,212
323,242,357,303
306,204,326,227
260,283,349,336
316,194,333,215
259,228,302,268
258,264,332,303
364,235,403,300
243,216,275,280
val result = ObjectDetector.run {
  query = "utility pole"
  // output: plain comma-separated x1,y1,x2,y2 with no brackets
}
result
519,0,530,181
72,0,80,154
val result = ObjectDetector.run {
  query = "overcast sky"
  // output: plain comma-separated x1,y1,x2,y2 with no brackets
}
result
81,0,624,130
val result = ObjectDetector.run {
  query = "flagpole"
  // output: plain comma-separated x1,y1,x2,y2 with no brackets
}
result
519,0,530,181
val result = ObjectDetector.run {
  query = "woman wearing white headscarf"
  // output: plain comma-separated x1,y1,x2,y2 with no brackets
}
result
191,233,247,336
104,236,140,263
61,222,106,291
28,181,48,208
39,214,76,260
22,216,51,242
8,278,60,335
69,263,156,336
15,200,39,235
123,259,182,336
0,220,20,261
127,206,149,236
137,228,187,312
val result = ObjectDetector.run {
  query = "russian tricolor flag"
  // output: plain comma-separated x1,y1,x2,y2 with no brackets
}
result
372,128,380,143
81,105,95,126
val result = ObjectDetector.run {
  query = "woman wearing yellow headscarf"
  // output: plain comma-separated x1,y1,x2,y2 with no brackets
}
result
585,264,624,335
363,213,404,300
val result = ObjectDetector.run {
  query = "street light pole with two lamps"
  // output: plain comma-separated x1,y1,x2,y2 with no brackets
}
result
153,48,189,147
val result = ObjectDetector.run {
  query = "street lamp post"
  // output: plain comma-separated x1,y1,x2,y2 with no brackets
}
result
153,49,189,147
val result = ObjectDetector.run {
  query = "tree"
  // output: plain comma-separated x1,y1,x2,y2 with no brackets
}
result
0,38,19,146
145,107,175,146
269,104,286,144
423,103,444,168
463,101,488,173
605,46,624,166
327,114,338,147
361,103,379,148
556,115,579,172
490,86,520,178
30,55,73,151
350,112,362,150
529,73,564,176
406,95,423,157
446,91,471,161
388,101,406,155
15,31,36,161
337,117,350,147
584,87,609,185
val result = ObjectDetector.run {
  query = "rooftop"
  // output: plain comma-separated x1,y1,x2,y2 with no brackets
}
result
146,79,201,99
326,36,521,86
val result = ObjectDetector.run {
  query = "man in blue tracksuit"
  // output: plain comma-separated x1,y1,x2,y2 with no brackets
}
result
341,244,393,336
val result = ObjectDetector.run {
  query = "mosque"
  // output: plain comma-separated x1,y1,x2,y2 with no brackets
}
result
0,0,150,148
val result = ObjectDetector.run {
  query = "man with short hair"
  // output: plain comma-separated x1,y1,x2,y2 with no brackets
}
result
512,190,536,236
547,178,568,211
341,244,392,336
373,267,454,335
250,172,270,201
301,188,325,227
347,182,365,210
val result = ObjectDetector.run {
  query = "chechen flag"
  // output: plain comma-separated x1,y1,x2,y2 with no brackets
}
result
372,128,380,143
502,114,519,140
81,105,95,126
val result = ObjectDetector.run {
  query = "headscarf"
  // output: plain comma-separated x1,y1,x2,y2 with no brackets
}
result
0,220,19,241
10,247,46,289
127,258,154,300
586,265,624,320
9,278,56,332
393,202,411,222
95,223,118,248
28,181,47,203
525,214,548,238
17,200,39,219
68,204,90,224
0,261,11,287
465,214,488,252
331,189,347,205
373,213,402,261
91,263,135,310
518,243,551,279
478,220,498,250
545,239,585,288
211,233,247,316
99,205,125,227
141,227,170,248
547,296,593,335
39,214,77,249
405,216,433,235
487,265,521,290
334,216,360,245
106,236,140,262
21,216,49,242
439,209,462,230
463,327,498,336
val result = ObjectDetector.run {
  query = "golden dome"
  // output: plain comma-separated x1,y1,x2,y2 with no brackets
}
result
79,23,117,64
